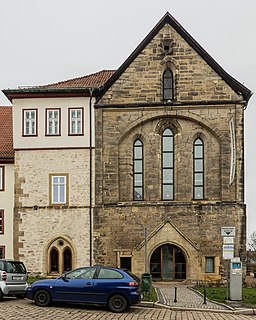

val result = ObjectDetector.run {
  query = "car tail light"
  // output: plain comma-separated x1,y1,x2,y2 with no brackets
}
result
1,271,6,281
128,281,139,287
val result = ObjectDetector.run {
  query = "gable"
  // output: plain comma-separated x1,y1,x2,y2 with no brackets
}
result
97,13,252,105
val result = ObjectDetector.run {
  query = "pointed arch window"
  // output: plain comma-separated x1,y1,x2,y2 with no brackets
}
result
133,139,144,200
63,247,72,272
162,129,174,200
50,248,59,273
163,69,174,101
47,239,73,275
193,138,204,199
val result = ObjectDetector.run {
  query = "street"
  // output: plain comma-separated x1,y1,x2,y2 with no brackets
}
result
0,298,255,320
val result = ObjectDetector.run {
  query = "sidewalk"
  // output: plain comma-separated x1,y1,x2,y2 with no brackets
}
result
140,282,256,316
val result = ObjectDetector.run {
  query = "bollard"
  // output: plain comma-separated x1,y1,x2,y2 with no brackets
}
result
174,286,177,303
203,287,207,304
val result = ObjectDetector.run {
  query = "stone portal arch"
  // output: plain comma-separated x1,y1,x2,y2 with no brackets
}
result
150,243,186,280
134,221,201,280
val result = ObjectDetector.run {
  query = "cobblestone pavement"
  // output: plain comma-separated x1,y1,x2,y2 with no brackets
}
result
155,283,229,310
0,298,256,320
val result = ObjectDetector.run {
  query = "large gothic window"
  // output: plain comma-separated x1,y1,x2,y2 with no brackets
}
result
193,138,204,199
162,129,174,200
163,69,173,101
133,139,143,200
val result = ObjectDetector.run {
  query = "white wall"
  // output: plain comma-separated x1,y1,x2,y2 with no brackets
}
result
12,97,95,149
0,163,14,259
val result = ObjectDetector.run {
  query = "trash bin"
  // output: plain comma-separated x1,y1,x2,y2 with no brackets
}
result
141,273,152,292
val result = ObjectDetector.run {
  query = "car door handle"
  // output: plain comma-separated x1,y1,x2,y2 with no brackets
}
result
86,282,94,286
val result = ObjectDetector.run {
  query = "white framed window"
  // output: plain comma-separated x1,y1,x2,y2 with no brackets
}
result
0,166,4,191
46,109,61,136
69,108,83,135
133,139,144,200
23,109,37,136
193,138,204,200
49,174,68,205
162,128,174,200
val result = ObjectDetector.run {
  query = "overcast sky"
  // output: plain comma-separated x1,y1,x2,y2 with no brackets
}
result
1,0,255,238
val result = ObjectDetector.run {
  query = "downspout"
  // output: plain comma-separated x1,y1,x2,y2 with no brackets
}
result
89,88,94,266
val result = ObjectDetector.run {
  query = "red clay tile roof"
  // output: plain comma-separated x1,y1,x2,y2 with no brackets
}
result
0,106,14,159
36,70,116,89
3,70,116,102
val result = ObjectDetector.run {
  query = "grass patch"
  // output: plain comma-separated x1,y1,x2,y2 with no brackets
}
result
197,287,256,305
197,287,227,303
141,287,158,302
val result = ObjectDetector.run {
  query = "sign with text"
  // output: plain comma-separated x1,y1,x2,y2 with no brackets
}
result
223,236,234,244
223,244,234,260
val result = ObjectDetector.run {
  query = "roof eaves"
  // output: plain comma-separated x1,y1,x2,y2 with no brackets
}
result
2,87,100,102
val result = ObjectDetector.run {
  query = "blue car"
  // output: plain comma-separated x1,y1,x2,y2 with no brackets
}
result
26,266,141,313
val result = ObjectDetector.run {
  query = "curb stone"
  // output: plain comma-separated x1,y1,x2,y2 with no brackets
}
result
139,286,256,316
139,302,255,315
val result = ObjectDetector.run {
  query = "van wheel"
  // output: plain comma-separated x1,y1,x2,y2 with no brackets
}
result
34,290,51,307
108,294,128,313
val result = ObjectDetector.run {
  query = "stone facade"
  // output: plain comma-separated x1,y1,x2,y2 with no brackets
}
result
93,15,250,281
14,149,93,275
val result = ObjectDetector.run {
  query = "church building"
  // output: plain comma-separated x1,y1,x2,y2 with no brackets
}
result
93,12,252,281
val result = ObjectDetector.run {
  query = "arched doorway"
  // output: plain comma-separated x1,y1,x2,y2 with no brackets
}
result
150,244,186,280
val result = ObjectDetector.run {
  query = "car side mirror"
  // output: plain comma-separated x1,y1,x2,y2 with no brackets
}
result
61,275,69,282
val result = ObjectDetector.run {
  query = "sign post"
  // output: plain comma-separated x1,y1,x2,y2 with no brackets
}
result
221,227,236,300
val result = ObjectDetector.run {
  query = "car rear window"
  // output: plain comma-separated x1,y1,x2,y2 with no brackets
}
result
126,270,140,283
6,261,26,274
97,268,123,279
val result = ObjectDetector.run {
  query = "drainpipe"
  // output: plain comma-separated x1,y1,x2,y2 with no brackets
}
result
89,88,94,266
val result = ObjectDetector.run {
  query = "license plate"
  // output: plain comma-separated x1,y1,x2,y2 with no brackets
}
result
12,276,23,280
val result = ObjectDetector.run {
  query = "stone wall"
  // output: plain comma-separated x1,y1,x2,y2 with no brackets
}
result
14,149,93,274
94,20,246,280
99,24,241,105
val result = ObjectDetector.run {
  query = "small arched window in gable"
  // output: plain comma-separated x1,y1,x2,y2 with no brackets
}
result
133,139,144,201
193,138,204,200
163,69,174,101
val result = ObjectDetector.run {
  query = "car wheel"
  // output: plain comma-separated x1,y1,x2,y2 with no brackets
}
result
108,294,128,313
0,289,3,301
34,289,51,307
